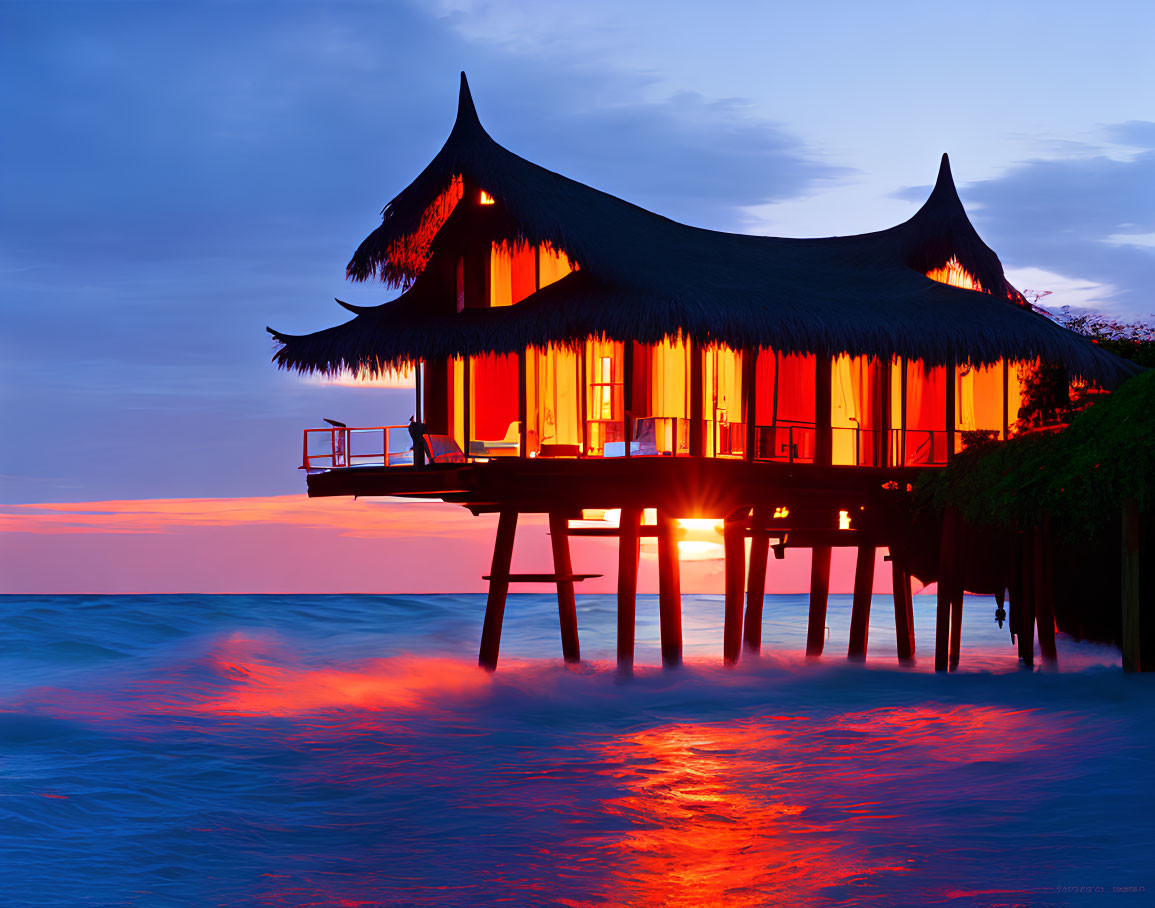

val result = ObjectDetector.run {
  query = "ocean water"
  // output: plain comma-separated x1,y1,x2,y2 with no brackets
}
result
1,592,1152,907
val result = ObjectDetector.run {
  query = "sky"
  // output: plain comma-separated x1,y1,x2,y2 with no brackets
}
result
1,0,1153,592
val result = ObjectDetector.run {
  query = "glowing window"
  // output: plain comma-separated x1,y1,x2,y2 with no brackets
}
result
479,190,495,205
926,256,984,293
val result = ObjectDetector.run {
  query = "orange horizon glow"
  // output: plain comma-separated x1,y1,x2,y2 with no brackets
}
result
2,495,907,595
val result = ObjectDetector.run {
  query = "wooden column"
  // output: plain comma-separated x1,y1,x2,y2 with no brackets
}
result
743,348,757,461
945,355,956,463
848,543,876,661
1034,519,1058,664
948,576,964,671
744,505,771,653
1122,498,1141,672
478,509,518,671
805,545,832,656
1001,358,1010,440
891,556,916,661
617,506,642,672
1017,531,1036,667
424,357,449,435
935,507,957,672
1008,532,1023,646
518,351,528,458
462,355,472,455
657,510,683,667
623,341,634,457
723,512,747,665
549,512,580,664
689,342,704,457
815,354,833,466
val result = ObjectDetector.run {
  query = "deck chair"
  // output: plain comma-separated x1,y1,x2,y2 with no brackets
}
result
422,434,467,464
468,421,521,457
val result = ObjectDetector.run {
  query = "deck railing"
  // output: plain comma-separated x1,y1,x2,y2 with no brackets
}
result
751,424,949,466
301,422,951,471
301,425,414,472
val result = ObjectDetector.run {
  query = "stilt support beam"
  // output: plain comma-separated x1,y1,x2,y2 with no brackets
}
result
743,506,771,654
1121,498,1142,672
806,545,832,657
723,513,747,665
848,543,876,661
549,512,580,664
891,556,915,661
1017,531,1035,667
1034,520,1058,665
479,509,518,671
617,507,642,672
935,507,958,672
657,510,683,668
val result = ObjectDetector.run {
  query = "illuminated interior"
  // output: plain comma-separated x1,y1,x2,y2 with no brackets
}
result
468,354,520,456
831,355,880,466
585,339,624,456
926,255,984,293
904,360,948,465
525,344,581,456
703,345,744,457
754,351,817,463
955,361,1004,446
488,241,537,308
424,250,1034,465
632,336,691,456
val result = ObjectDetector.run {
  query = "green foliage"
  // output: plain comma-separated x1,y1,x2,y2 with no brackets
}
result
1053,306,1155,367
918,369,1155,536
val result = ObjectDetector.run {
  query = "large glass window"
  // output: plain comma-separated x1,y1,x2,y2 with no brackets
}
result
704,345,744,457
753,351,816,462
955,361,1005,448
905,361,947,465
526,345,581,457
585,340,624,456
468,353,520,457
631,336,690,455
831,355,882,466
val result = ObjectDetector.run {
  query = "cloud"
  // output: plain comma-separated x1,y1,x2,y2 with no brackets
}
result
0,1,841,504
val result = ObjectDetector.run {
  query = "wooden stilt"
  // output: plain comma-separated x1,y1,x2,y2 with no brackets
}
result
1018,531,1035,667
548,512,580,664
891,556,915,661
848,543,876,661
805,545,832,656
1121,498,1141,672
1008,535,1022,646
478,509,518,671
743,505,771,653
935,507,957,672
948,581,964,670
723,513,747,665
1034,519,1058,665
616,507,642,672
657,510,683,668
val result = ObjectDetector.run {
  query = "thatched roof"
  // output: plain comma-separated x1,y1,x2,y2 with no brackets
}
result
269,73,1139,387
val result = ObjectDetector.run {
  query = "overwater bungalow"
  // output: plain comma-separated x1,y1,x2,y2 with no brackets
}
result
269,74,1135,672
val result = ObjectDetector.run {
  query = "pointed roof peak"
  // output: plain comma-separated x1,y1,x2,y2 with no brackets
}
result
455,71,482,132
935,152,954,187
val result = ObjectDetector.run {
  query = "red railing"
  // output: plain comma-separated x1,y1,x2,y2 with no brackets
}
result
301,425,414,472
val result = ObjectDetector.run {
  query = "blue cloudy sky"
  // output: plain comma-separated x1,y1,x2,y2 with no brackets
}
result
2,0,1153,504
